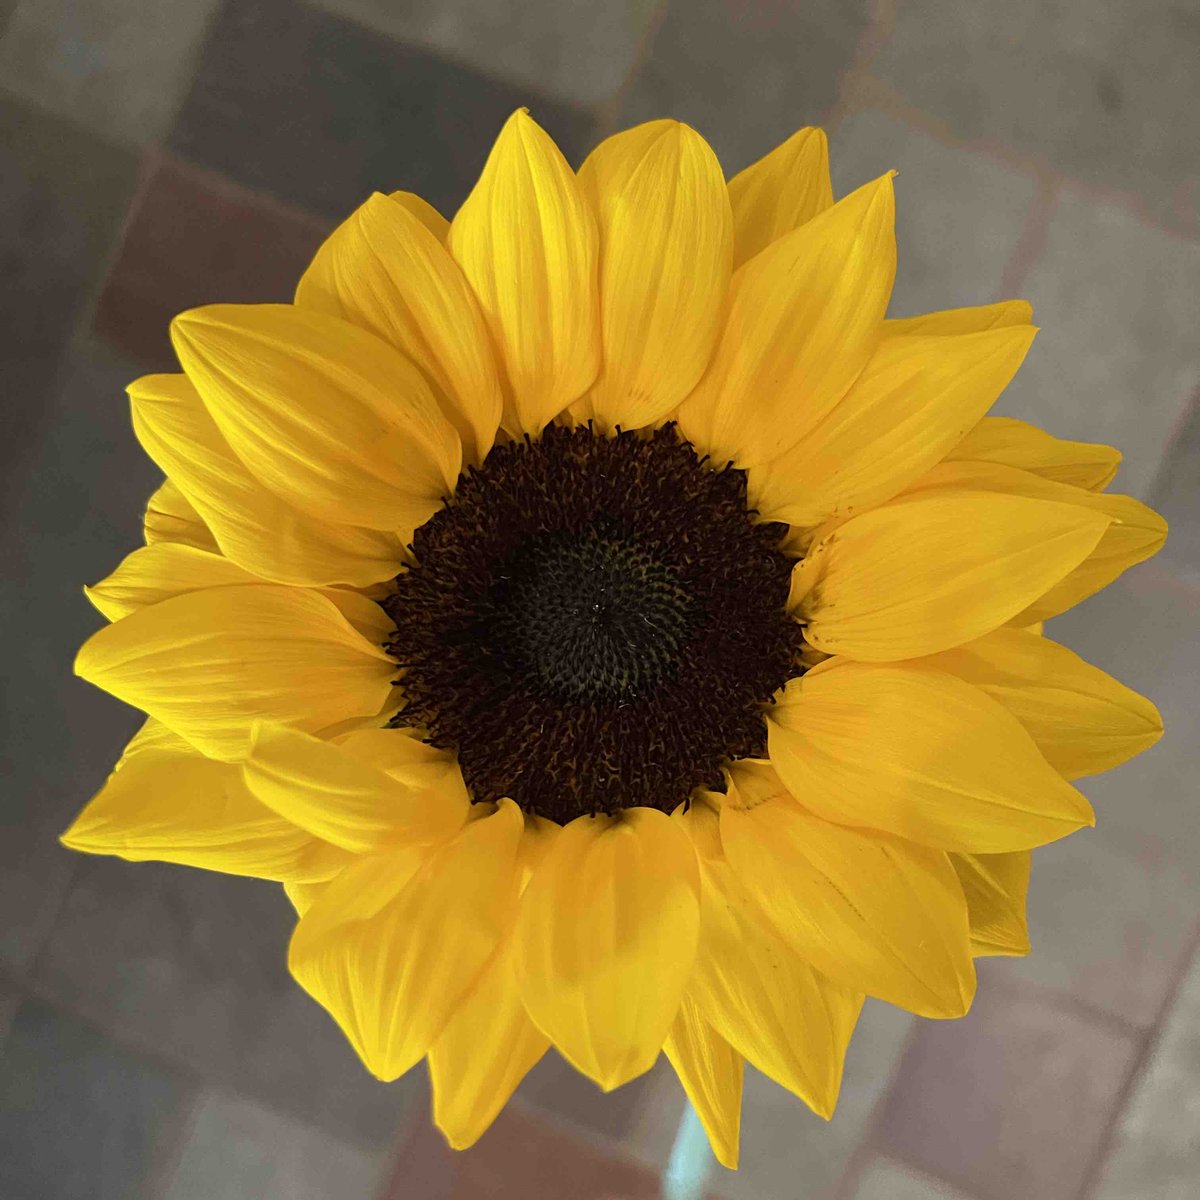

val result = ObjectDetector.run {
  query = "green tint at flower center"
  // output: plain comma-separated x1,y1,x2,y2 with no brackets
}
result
490,525,696,704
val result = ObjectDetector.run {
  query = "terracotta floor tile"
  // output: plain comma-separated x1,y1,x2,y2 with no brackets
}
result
310,0,659,108
162,1088,387,1200
875,985,1139,1200
872,0,1200,237
516,1051,681,1167
852,1157,975,1200
93,156,330,369
1146,389,1200,586
617,0,871,176
34,858,418,1152
0,998,191,1200
168,0,596,222
1093,943,1200,1200
0,0,220,147
382,1102,663,1200
997,190,1200,499
0,95,138,470
1,342,156,977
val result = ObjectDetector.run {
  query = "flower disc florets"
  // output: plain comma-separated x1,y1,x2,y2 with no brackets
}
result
385,423,804,822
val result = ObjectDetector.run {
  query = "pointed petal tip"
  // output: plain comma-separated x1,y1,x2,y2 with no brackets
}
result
58,823,88,853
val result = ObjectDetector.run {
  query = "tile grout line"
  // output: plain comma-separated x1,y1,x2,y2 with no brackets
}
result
1142,384,1200,505
997,171,1059,298
825,0,898,134
591,0,671,139
843,74,1200,246
985,970,1149,1047
832,1016,931,1200
152,150,335,236
141,1085,203,1200
834,965,1156,1200
1074,916,1200,1200
2,966,397,1160
15,852,81,990
65,145,162,357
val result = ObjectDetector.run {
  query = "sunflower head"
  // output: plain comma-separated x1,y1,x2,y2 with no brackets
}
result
68,110,1166,1168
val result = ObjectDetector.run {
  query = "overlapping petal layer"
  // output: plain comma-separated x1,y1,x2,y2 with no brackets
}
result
911,627,1162,779
798,492,1111,659
662,996,744,1170
61,721,350,881
719,763,976,1018
449,109,600,434
767,663,1094,852
172,304,461,533
579,120,732,430
242,725,469,853
130,374,404,587
677,798,863,1116
901,461,1167,622
296,191,503,463
74,585,395,761
727,126,833,268
952,851,1033,958
289,801,525,1081
947,416,1122,490
515,808,701,1089
142,479,219,552
677,174,896,466
751,323,1036,528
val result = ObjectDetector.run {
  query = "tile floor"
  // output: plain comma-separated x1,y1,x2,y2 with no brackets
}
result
1,1,1197,1197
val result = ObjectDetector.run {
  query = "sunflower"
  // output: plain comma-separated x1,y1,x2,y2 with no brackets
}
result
67,111,1166,1167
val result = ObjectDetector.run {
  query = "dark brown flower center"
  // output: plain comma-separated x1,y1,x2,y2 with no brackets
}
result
383,423,804,823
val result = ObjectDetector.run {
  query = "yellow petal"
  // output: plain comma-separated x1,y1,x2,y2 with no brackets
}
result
674,791,725,861
429,932,550,1149
389,190,449,242
284,878,330,917
242,724,468,853
768,663,1094,853
85,543,262,622
130,374,403,587
333,726,460,791
515,807,700,1090
915,627,1162,779
143,479,219,552
449,109,600,433
727,126,833,269
171,304,460,531
800,491,1111,660
679,801,862,1118
752,324,1036,528
677,174,895,467
662,995,744,1169
74,585,395,761
947,416,1122,490
903,461,1167,621
720,763,975,1018
951,851,1032,958
61,720,350,882
578,120,732,430
317,588,395,646
885,299,1033,337
289,800,525,1081
295,192,502,464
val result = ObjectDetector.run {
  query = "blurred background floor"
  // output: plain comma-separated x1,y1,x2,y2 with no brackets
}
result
1,1,1198,1198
